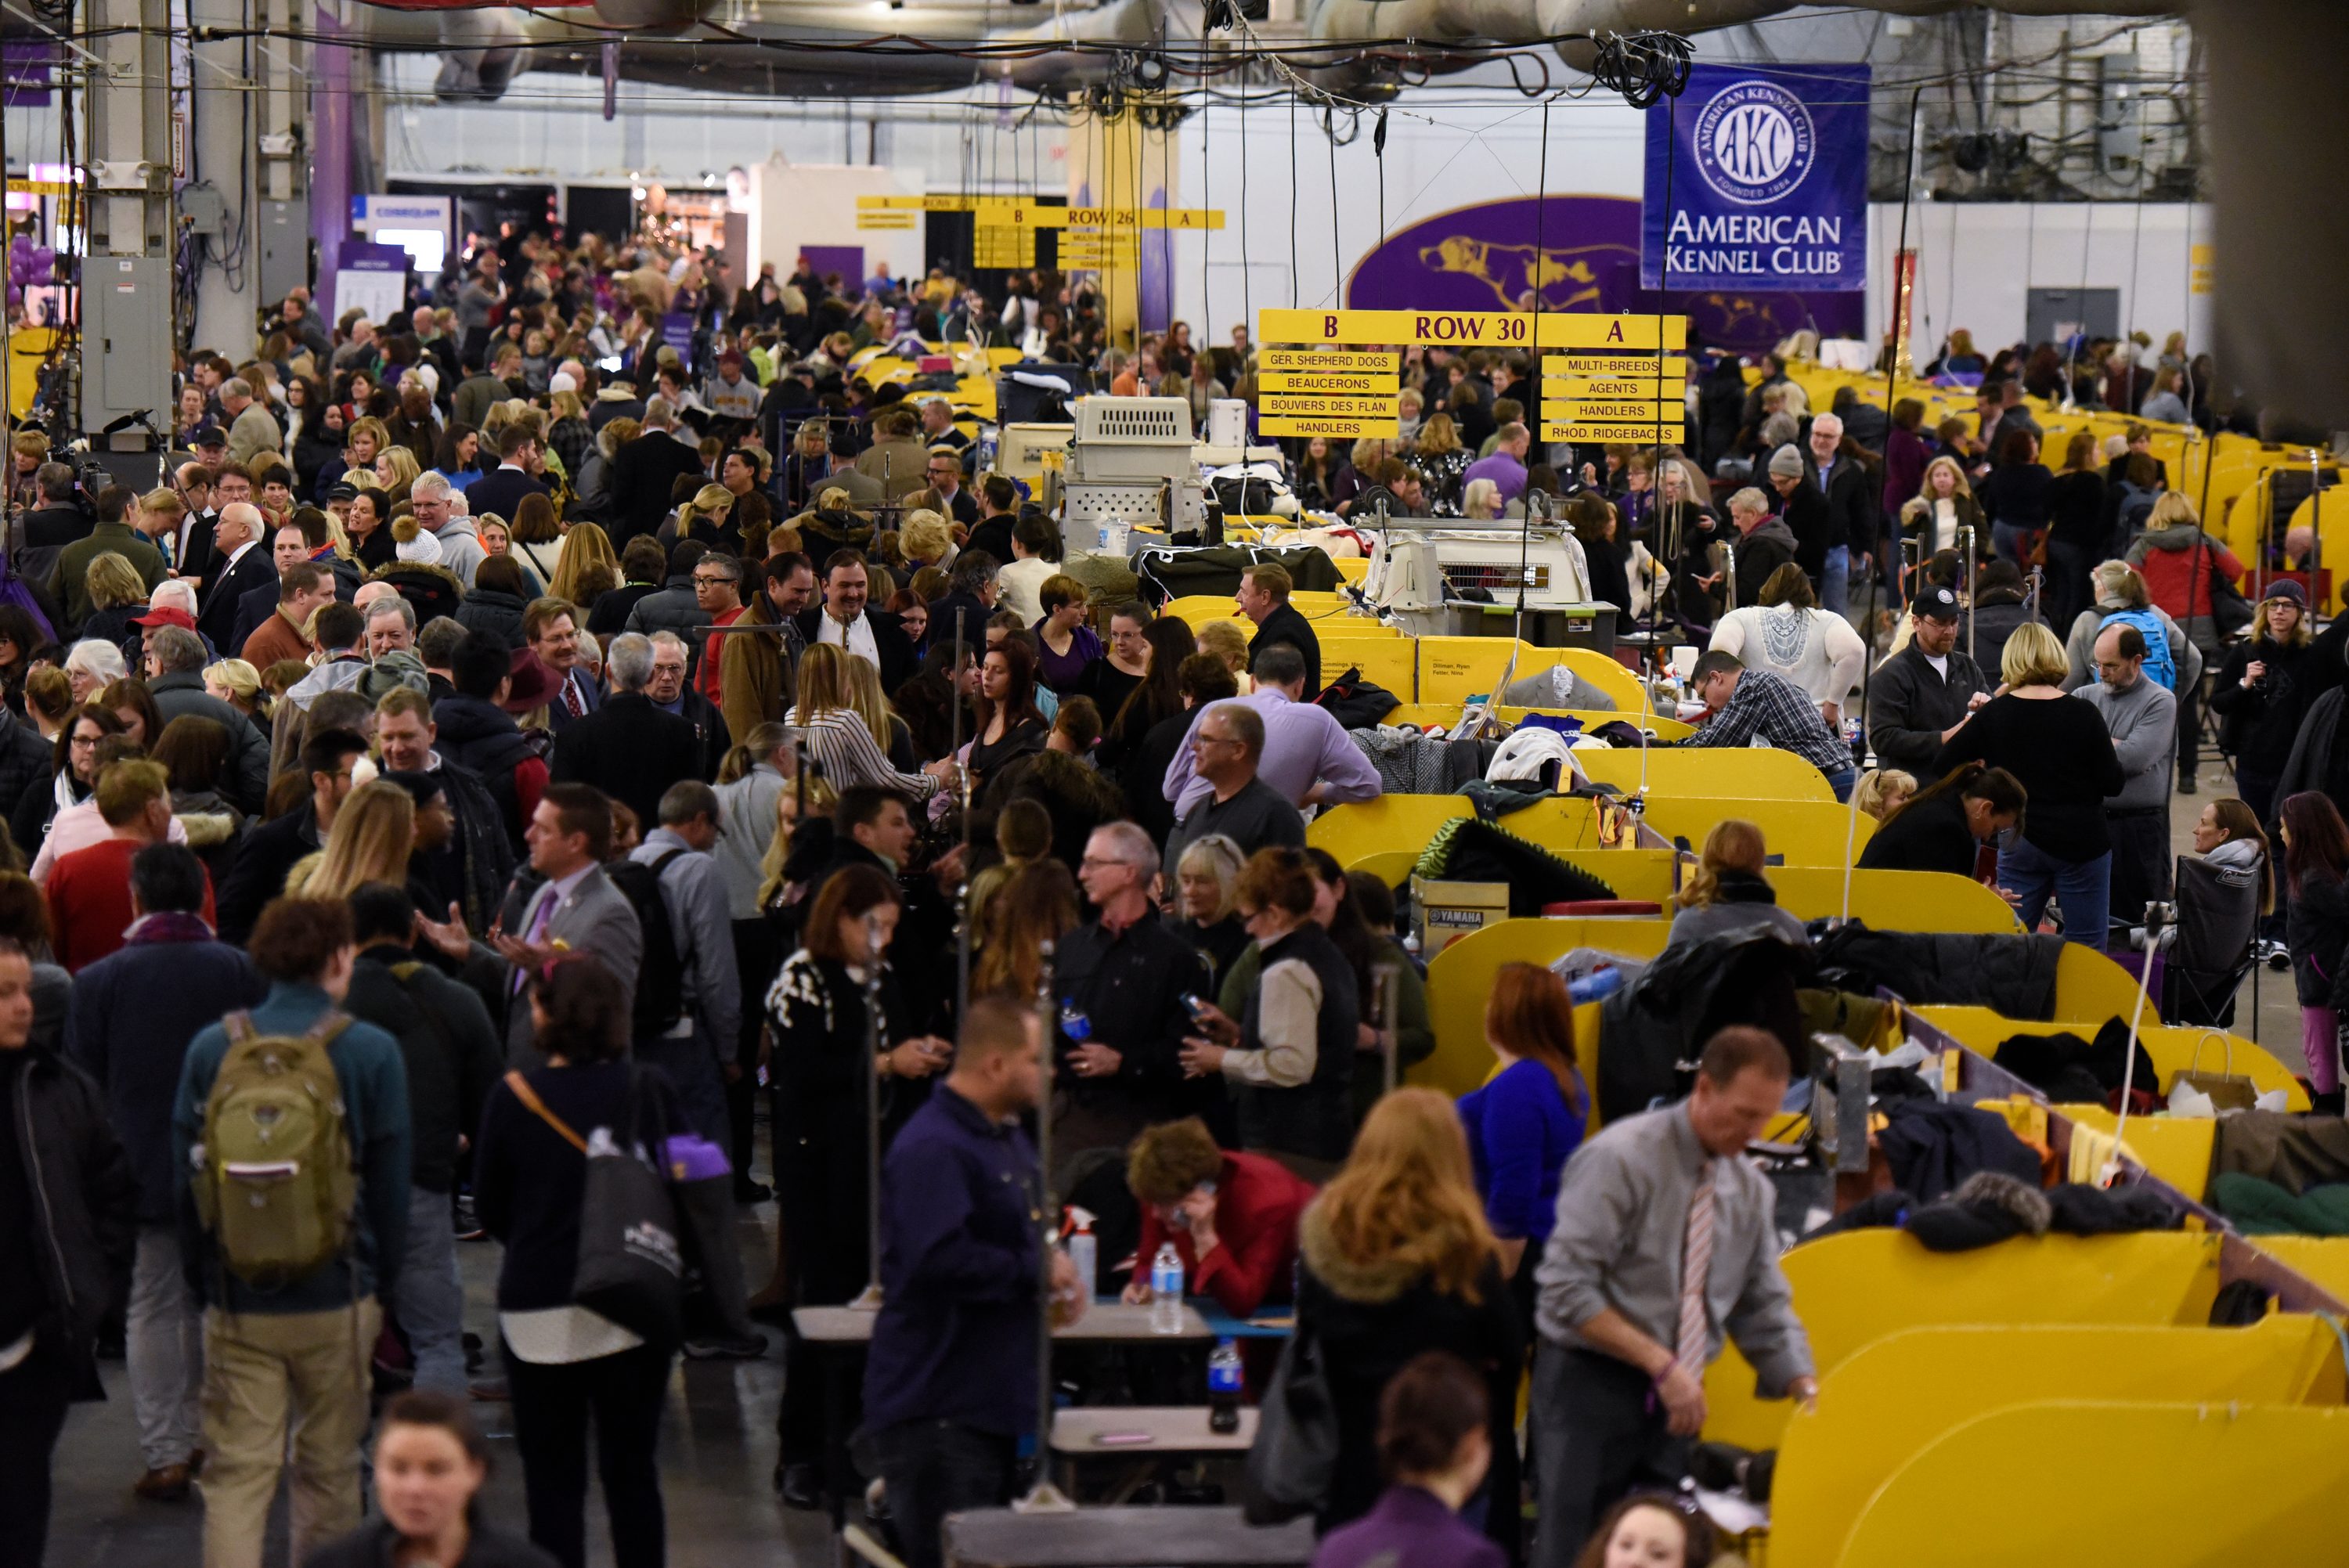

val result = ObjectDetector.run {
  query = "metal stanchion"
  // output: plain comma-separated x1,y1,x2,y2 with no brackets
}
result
1014,938,1075,1512
1960,523,1977,664
1377,961,1401,1098
849,910,888,1310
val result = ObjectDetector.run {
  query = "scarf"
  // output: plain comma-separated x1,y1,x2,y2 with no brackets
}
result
125,910,217,945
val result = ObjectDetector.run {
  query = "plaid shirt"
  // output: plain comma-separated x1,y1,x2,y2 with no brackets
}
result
1691,666,1849,774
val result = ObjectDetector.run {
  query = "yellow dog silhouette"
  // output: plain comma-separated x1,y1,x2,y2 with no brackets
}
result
1416,236,1636,310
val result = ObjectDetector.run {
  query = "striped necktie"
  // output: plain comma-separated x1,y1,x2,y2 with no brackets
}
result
1675,1166,1717,1375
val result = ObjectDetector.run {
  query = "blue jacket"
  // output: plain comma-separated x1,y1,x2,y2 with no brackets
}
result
1456,1058,1586,1249
171,982,413,1311
71,919,267,1224
861,1085,1041,1437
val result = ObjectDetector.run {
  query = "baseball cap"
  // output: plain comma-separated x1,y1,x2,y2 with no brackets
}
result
131,605,197,632
324,481,359,503
1914,586,1962,623
191,424,226,448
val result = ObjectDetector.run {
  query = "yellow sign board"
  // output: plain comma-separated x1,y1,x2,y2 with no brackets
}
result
1543,420,1686,442
1260,348,1401,373
1542,374,1687,398
9,180,70,196
1257,372,1395,395
1261,416,1402,438
1542,401,1680,425
853,195,1225,231
857,194,988,212
855,211,918,231
1259,309,1686,351
973,225,1036,269
1260,394,1398,418
1542,354,1683,377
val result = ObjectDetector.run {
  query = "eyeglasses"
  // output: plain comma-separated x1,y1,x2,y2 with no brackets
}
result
691,574,734,586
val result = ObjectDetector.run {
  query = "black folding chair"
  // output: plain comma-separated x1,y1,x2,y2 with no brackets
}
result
2163,852,2262,1029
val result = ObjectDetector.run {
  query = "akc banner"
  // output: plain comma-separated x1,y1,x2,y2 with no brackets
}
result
1641,63,1870,293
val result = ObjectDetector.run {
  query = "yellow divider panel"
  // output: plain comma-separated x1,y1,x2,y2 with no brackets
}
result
1772,1317,2341,1568
2055,941,2163,1026
1836,1402,2349,1567
1643,797,1875,862
1415,638,1646,710
2250,1238,2349,1300
1423,917,1669,1097
1763,867,2018,932
1701,1229,2224,1451
2055,1105,2217,1197
1912,1007,2308,1112
1577,748,1835,802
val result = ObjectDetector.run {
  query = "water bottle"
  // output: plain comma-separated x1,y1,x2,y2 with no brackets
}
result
1065,1212,1097,1299
1207,1339,1243,1433
1149,1242,1185,1334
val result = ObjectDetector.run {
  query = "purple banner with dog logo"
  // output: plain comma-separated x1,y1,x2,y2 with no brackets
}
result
1344,194,1860,352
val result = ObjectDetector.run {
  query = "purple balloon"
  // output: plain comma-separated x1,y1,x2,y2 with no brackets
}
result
32,247,54,276
6,285,21,311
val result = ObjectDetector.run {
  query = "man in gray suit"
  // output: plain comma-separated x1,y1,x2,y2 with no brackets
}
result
418,781,643,1067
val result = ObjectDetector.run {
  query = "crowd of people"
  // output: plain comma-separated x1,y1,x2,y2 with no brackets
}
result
0,214,2313,1568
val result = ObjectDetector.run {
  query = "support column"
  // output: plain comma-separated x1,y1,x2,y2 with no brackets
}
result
1064,92,1180,354
84,0,174,449
306,1,349,320
186,0,251,354
252,0,308,307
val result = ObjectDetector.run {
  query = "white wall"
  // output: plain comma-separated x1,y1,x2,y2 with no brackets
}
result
1867,200,2214,361
1172,90,1647,341
741,158,923,284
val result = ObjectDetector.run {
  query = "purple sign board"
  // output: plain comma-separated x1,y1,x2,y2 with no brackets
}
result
1344,194,1860,353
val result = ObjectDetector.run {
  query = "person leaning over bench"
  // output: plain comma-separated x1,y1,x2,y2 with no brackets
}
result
1684,649,1857,802
1527,1026,1815,1566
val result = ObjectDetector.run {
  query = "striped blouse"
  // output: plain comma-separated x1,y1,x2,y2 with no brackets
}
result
786,707,940,800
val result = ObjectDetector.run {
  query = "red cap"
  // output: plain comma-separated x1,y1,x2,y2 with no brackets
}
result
131,606,197,632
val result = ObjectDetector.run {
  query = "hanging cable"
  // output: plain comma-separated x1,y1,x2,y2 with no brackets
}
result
1326,110,1340,307
1286,85,1298,307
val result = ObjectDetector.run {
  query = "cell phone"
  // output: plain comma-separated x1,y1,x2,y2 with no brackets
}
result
1182,994,1211,1020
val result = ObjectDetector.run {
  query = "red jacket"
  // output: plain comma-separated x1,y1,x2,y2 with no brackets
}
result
2129,528,2243,623
1134,1152,1316,1317
49,838,215,973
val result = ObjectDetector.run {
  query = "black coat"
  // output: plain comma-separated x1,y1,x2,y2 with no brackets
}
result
3,1046,140,1400
788,607,918,693
465,466,550,525
20,503,89,551
0,705,49,820
341,949,505,1193
547,690,705,831
1856,789,1981,878
197,543,278,654
2210,636,2317,782
215,802,321,945
301,1519,557,1568
433,694,547,847
1776,478,1835,576
1249,601,1323,695
455,586,529,651
1819,455,1882,554
608,431,705,546
965,514,1017,569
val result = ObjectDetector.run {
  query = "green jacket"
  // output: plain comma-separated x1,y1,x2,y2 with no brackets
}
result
52,521,167,636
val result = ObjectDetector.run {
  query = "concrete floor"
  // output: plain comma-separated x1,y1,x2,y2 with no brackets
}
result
47,1191,835,1568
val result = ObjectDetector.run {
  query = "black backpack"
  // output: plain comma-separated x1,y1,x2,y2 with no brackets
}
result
603,849,687,1039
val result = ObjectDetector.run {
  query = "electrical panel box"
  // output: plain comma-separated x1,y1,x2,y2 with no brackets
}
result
258,198,310,305
81,255,173,435
179,183,227,238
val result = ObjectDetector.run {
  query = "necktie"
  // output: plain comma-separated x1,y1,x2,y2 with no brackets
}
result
1675,1166,1717,1375
562,673,585,719
511,885,558,995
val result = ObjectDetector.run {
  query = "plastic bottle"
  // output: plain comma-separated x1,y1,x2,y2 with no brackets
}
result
1149,1242,1185,1334
1065,1212,1097,1302
1207,1339,1243,1433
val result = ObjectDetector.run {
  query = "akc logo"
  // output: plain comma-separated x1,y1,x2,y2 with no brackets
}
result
1693,79,1817,206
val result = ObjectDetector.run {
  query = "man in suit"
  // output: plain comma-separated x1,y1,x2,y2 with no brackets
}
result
855,406,929,502
1236,561,1322,697
809,426,885,510
219,377,282,469
20,461,89,552
419,781,644,1068
525,595,601,734
790,548,916,691
464,423,550,524
608,395,707,546
169,462,219,589
548,633,705,831
1804,413,1879,616
905,446,980,528
965,474,1019,568
194,503,273,654
231,524,327,658
52,484,166,634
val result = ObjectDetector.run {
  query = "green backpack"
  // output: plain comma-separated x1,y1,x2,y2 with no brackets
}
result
193,1011,358,1289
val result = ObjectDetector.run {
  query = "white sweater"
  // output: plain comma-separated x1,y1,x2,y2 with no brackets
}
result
1709,605,1867,709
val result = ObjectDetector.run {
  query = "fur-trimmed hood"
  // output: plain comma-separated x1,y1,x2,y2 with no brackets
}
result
1297,1198,1427,1307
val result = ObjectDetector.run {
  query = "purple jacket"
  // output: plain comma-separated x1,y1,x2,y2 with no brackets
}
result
1310,1486,1506,1568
